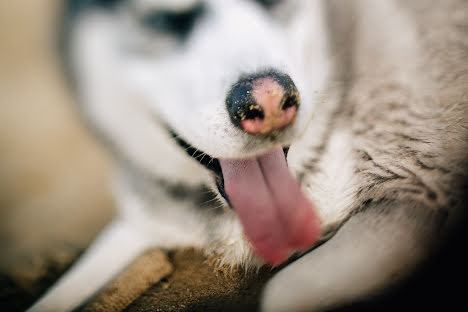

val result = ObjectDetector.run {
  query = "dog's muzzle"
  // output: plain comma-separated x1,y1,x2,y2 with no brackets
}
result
168,69,320,265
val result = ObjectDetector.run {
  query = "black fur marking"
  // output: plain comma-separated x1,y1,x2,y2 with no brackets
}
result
363,172,405,185
415,158,450,174
395,132,431,143
122,156,223,212
64,0,123,15
394,164,439,201
254,0,283,9
61,0,123,31
140,2,206,39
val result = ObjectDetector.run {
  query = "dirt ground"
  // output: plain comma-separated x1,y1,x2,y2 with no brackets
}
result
0,2,273,311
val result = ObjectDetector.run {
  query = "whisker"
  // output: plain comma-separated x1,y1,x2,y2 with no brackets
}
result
200,189,216,195
206,202,226,211
201,196,222,207
191,148,201,158
182,144,196,153
199,153,207,163
195,152,207,161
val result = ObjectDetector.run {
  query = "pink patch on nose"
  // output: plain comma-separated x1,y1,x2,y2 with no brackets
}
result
239,77,298,135
252,78,285,116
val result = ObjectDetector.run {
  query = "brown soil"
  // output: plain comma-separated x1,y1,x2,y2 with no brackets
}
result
84,249,174,312
125,249,275,312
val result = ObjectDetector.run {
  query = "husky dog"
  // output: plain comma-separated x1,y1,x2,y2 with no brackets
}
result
29,0,467,311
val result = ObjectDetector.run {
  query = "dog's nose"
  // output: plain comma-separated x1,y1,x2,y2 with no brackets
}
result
226,71,300,135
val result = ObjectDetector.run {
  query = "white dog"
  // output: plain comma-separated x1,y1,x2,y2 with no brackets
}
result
29,0,468,311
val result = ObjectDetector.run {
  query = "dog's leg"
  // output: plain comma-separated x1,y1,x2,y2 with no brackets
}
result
27,218,152,312
261,200,443,312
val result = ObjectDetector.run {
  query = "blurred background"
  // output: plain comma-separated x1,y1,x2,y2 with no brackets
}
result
0,1,114,309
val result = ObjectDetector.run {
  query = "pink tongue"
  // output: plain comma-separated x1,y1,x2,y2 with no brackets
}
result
219,147,321,264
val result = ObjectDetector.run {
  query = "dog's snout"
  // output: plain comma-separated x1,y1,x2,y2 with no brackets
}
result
226,71,300,135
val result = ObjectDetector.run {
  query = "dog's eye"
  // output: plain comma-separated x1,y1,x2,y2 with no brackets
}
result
254,0,283,9
140,3,205,38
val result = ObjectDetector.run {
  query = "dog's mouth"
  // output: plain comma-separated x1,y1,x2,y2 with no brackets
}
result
170,130,290,201
169,130,226,196
170,130,321,265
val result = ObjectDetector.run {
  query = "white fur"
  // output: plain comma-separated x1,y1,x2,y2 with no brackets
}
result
262,204,428,312
303,130,359,229
73,0,330,162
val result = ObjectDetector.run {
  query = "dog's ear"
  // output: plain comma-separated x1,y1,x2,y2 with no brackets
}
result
261,200,445,312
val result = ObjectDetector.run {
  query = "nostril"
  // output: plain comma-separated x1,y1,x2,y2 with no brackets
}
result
282,94,299,110
243,105,264,120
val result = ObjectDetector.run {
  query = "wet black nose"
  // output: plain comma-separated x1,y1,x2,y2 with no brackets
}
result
225,70,300,135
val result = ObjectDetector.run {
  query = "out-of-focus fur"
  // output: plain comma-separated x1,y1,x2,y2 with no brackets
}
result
28,0,468,311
